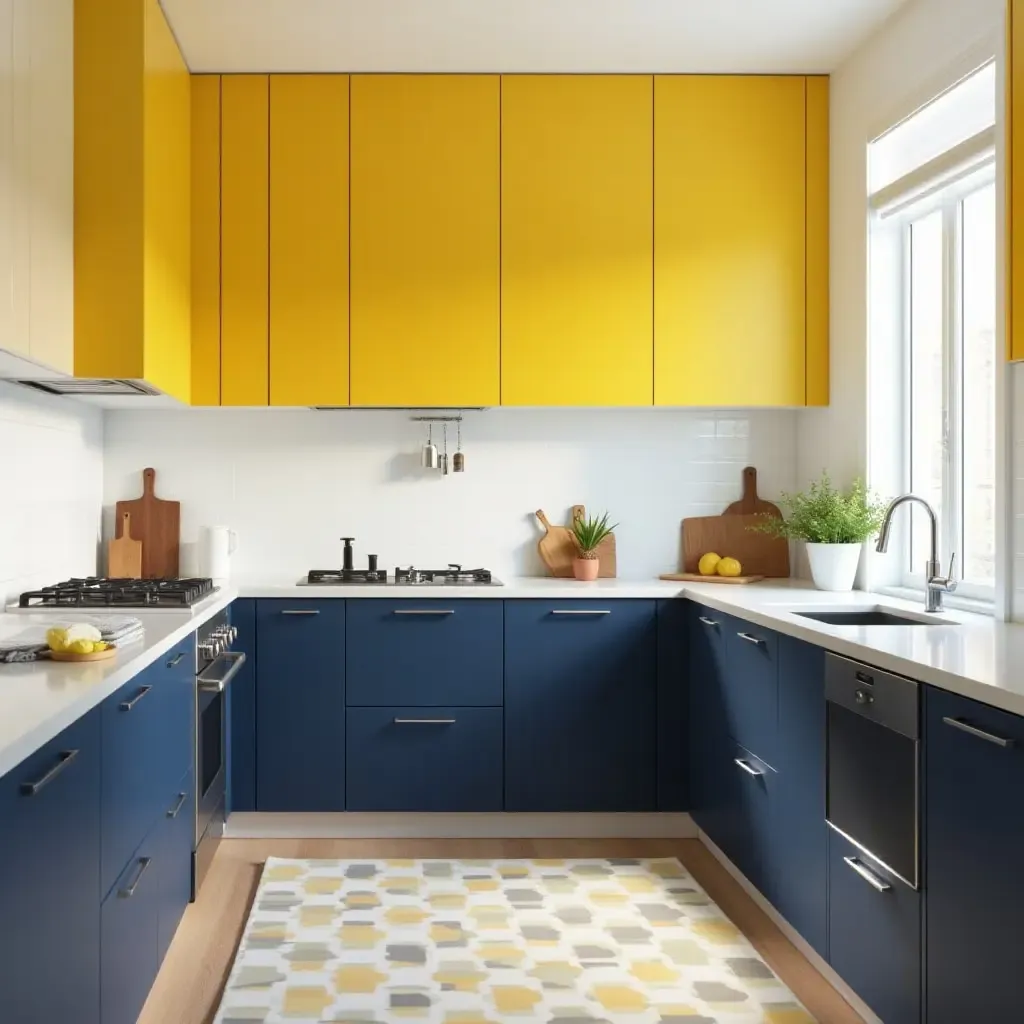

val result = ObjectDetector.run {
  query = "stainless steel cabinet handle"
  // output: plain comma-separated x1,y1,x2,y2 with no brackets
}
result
198,651,247,694
942,716,1014,748
20,749,79,796
393,609,455,616
734,757,763,777
698,616,718,627
166,792,188,818
551,609,611,616
119,685,153,712
119,857,153,899
737,632,765,645
166,652,186,668
393,718,457,725
281,609,320,615
843,856,892,893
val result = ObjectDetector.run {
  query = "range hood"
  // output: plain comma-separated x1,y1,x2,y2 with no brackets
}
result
12,378,161,397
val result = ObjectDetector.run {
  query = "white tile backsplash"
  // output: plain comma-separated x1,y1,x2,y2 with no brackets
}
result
102,407,799,582
0,381,103,603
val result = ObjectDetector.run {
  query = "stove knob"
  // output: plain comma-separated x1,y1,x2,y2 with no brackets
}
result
198,639,217,659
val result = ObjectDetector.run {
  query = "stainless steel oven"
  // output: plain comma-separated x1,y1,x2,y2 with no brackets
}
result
825,653,920,890
193,609,245,897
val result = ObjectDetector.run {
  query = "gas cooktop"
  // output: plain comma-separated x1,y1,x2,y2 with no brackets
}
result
303,566,501,587
18,577,218,609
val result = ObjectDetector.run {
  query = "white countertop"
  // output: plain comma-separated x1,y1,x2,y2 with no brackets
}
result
0,587,237,778
6,575,1024,781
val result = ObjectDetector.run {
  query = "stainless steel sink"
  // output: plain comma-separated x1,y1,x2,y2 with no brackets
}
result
795,608,955,626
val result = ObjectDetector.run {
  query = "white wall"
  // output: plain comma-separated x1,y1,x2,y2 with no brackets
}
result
0,381,103,603
799,0,1003,588
102,408,798,582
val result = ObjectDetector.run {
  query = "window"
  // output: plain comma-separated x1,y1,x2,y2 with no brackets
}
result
870,62,997,600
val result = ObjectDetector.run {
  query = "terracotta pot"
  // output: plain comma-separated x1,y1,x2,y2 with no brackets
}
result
573,557,600,581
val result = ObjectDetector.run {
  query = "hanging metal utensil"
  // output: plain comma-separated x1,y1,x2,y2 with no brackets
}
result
421,424,438,469
453,418,465,472
440,423,450,475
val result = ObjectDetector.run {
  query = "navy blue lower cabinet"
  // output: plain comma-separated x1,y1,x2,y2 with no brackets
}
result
101,829,162,1024
505,600,657,812
158,770,195,963
729,743,776,902
719,613,779,766
346,707,503,811
828,828,921,1024
656,599,688,811
256,600,346,811
0,708,102,1024
346,599,503,706
924,686,1024,1023
769,636,827,958
227,598,257,812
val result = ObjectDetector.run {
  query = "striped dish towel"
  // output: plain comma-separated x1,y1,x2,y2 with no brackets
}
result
0,615,145,663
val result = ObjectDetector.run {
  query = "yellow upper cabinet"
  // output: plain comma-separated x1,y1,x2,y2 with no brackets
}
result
805,77,830,404
654,75,814,407
271,75,350,407
501,76,654,406
350,75,500,407
75,0,191,400
221,75,269,406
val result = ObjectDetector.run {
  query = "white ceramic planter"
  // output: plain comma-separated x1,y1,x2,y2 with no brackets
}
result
806,542,863,592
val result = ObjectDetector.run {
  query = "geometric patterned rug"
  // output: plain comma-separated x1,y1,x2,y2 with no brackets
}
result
212,858,816,1023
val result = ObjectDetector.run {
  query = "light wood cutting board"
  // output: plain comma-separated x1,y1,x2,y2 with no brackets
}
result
115,468,180,579
571,505,616,578
536,510,577,578
659,573,766,585
681,513,790,578
107,512,143,579
723,466,783,519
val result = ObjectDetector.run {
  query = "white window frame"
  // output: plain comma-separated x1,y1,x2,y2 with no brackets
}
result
889,161,996,603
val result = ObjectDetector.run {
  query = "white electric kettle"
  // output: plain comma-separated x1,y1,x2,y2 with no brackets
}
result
200,525,238,582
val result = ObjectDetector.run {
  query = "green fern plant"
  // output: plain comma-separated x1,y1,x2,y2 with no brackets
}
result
750,473,889,544
571,512,617,558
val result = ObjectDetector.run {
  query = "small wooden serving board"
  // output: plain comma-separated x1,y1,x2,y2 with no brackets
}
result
50,646,117,663
659,573,766,585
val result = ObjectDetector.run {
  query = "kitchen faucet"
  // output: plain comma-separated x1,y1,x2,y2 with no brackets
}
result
875,494,957,612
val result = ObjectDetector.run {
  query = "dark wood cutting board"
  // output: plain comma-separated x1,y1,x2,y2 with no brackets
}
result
723,466,783,519
115,468,180,579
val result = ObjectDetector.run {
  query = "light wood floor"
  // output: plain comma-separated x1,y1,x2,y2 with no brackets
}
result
139,838,864,1024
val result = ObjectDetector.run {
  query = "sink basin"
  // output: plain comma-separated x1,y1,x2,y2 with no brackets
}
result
795,608,955,626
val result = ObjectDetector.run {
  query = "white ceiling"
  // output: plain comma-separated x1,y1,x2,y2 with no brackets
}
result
163,0,911,75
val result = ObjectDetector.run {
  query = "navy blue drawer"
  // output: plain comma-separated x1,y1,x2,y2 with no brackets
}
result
720,613,778,764
346,707,503,811
157,768,194,963
346,600,503,707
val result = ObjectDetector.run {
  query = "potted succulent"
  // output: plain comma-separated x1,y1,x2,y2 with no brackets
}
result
571,511,617,581
752,473,889,592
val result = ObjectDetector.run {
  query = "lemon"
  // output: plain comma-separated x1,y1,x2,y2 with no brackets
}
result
717,557,742,578
67,639,95,655
698,552,721,576
46,627,69,652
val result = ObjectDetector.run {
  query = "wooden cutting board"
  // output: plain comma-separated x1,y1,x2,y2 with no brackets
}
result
536,510,577,578
659,573,766,585
681,513,790,578
724,466,783,520
571,505,616,578
115,468,180,579
107,512,143,579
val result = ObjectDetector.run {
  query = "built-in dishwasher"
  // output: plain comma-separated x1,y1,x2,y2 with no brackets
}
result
825,652,920,890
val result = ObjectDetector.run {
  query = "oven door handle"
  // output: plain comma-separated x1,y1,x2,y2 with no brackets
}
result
197,651,246,694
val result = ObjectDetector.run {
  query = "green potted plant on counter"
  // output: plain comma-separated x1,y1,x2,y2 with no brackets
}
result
571,511,617,582
752,473,889,591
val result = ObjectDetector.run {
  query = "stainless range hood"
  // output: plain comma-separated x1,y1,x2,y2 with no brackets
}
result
11,378,161,397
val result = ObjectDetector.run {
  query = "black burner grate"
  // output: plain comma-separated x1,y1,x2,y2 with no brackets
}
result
18,577,216,609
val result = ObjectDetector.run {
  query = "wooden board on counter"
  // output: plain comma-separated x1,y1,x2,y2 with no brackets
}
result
107,512,142,578
659,573,766,585
536,510,577,577
681,513,790,578
723,466,783,519
114,468,180,579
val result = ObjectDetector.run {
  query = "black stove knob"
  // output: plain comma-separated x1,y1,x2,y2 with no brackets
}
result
368,554,378,572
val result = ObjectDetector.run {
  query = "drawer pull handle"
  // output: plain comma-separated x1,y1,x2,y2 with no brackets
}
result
698,616,718,627
942,717,1014,747
550,609,612,616
20,749,79,796
281,609,320,615
734,757,763,777
119,857,153,899
737,632,765,645
119,684,153,712
167,792,188,818
392,609,455,616
167,652,186,668
843,856,892,893
393,718,457,725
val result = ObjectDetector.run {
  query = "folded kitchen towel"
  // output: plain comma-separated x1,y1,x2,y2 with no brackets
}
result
0,615,145,663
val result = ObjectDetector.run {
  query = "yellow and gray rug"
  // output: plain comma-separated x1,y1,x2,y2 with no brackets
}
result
213,857,815,1023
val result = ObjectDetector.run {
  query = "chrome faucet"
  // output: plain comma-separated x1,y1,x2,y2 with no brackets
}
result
875,494,957,612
